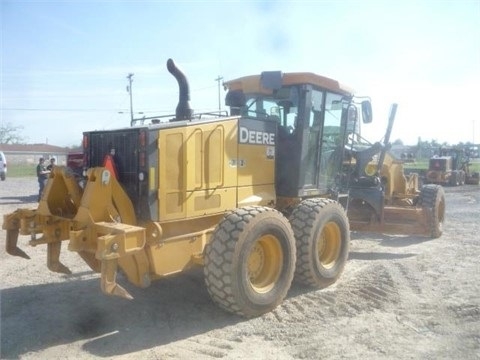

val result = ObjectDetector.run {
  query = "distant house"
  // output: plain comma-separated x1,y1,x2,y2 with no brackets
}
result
0,143,81,166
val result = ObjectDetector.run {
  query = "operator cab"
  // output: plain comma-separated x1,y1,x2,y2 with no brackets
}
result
224,71,373,198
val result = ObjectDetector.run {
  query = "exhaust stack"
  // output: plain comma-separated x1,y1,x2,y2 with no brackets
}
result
167,58,193,121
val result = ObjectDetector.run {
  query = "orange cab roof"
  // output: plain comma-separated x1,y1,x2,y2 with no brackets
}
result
224,72,354,97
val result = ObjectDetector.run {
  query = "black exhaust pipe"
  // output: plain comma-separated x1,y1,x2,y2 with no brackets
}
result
167,58,193,121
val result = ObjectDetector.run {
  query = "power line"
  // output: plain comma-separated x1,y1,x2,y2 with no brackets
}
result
2,108,129,112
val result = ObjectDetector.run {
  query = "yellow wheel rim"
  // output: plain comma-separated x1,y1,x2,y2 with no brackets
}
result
317,221,341,269
247,235,283,293
365,164,376,176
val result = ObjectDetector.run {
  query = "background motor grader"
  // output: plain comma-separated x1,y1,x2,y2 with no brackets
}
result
3,59,445,317
425,147,480,186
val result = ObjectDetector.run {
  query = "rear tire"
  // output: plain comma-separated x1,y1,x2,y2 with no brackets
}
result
449,171,459,186
459,171,466,186
290,198,350,288
419,184,445,238
204,206,296,317
466,172,480,185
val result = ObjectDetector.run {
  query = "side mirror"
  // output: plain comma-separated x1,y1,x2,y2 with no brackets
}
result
361,100,373,123
225,90,246,115
225,90,246,108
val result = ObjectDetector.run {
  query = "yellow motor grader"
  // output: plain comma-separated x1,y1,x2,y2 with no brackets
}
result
425,147,480,186
3,59,445,317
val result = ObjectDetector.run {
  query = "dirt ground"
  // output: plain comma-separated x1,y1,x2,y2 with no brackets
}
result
1,177,479,360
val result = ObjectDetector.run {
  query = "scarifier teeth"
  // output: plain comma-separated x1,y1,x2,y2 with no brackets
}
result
46,242,72,275
100,259,134,300
7,246,30,260
47,262,72,275
110,284,134,300
6,229,30,260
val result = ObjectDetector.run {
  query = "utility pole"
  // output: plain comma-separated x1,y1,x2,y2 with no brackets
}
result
473,119,475,145
214,76,223,113
126,73,134,126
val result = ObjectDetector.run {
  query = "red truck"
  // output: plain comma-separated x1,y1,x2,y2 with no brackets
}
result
66,150,84,177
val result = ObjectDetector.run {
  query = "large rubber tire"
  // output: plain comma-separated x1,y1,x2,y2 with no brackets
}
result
290,198,350,288
466,172,480,185
419,184,446,238
459,171,466,186
204,206,296,317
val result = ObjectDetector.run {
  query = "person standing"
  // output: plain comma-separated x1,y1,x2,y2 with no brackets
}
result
46,157,56,171
36,157,50,201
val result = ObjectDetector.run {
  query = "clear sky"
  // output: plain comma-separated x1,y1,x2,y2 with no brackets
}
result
1,0,479,147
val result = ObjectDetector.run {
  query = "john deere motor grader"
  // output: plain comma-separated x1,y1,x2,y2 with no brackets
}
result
3,59,445,317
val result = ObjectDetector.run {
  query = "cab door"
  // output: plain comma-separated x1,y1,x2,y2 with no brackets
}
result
303,90,345,194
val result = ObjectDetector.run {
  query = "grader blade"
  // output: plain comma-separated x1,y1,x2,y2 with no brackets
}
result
348,206,431,237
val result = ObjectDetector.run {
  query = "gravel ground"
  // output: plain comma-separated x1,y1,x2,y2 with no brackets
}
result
1,177,479,359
